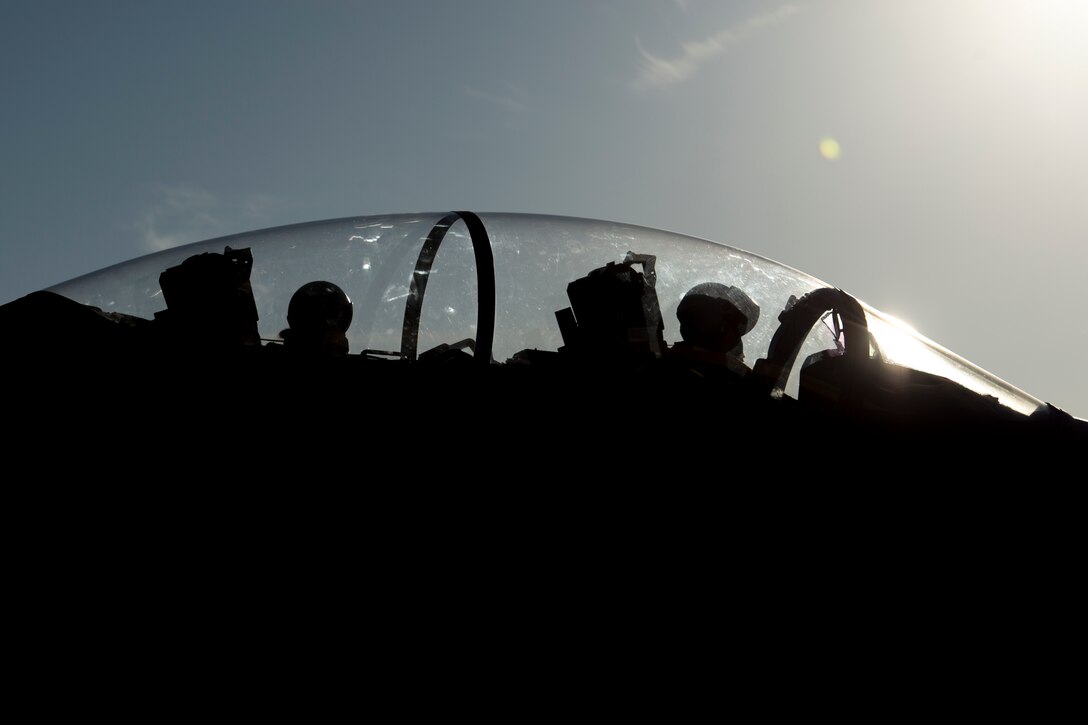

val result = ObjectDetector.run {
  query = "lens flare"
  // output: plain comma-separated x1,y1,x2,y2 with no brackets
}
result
819,137,841,161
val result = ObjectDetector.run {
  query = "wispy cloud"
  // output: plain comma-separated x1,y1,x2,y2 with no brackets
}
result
135,185,280,252
632,3,801,91
465,82,529,116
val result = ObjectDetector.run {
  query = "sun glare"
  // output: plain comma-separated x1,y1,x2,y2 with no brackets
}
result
962,0,1088,69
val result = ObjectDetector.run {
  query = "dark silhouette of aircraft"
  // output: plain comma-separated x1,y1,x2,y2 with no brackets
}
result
2,211,1083,470
8,210,1078,719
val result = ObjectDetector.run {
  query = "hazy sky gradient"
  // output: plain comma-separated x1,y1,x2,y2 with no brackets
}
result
2,0,1086,416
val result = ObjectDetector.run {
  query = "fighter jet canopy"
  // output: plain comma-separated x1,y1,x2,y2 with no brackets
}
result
49,212,1041,416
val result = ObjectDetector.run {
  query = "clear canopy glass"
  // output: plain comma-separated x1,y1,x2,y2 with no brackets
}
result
48,212,1042,416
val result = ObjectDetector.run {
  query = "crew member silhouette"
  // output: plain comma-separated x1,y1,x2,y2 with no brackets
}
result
671,282,759,376
281,281,353,355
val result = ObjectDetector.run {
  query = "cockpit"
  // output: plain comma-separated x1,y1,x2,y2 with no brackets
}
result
39,210,1045,426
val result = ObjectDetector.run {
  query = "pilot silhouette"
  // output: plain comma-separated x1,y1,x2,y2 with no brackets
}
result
280,281,353,355
671,282,759,375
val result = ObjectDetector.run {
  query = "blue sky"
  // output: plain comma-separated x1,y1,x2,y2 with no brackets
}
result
2,0,1086,417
